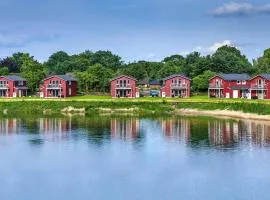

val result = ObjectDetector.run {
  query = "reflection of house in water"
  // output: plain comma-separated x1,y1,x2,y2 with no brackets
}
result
39,118,72,134
0,118,22,135
161,119,190,141
208,120,270,147
111,119,140,139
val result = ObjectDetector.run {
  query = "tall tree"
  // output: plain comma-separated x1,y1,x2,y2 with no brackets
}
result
210,45,253,74
45,51,70,74
21,56,45,93
192,70,216,91
255,48,270,73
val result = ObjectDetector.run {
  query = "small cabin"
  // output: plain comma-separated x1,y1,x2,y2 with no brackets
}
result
40,75,77,98
0,75,27,98
160,74,191,98
111,75,140,98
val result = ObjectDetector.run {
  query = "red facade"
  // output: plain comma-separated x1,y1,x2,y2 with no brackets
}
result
208,75,250,99
160,74,191,98
0,76,27,98
111,75,140,98
40,75,77,98
249,75,270,99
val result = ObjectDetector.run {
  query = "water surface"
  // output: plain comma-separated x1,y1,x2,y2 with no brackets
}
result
0,116,270,200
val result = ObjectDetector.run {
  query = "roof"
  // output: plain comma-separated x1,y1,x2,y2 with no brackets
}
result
163,74,190,81
1,75,26,81
44,75,76,81
111,75,137,82
150,80,160,85
213,73,251,81
259,74,270,80
230,85,250,90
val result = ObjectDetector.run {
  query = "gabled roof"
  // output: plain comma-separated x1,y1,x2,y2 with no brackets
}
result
163,74,190,81
44,75,76,81
259,74,270,80
212,73,250,81
1,75,26,81
111,75,137,81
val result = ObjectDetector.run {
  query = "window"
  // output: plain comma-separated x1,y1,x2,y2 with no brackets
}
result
69,81,71,85
237,80,241,85
242,81,246,84
69,88,72,95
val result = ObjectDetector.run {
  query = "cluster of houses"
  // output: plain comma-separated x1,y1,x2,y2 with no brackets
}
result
111,73,270,100
0,73,270,100
0,75,77,98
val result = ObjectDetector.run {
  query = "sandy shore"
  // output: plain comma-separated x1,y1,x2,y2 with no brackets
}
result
176,109,270,121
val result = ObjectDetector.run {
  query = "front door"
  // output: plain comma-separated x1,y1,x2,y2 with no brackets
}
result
258,90,264,99
18,90,22,97
233,90,238,98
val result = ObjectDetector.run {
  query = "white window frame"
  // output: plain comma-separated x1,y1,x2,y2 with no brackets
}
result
237,80,241,85
242,80,246,84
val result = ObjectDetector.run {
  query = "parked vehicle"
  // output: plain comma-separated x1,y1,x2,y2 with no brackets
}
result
150,90,159,97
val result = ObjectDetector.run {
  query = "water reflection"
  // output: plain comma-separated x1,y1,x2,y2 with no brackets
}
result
161,119,190,142
1,117,270,149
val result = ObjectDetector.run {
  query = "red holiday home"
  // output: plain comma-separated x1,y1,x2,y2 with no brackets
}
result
160,74,191,98
40,75,77,98
0,75,27,98
208,74,251,99
249,74,270,100
111,75,140,98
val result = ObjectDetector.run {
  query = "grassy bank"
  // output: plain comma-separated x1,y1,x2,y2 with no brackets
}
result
0,96,270,116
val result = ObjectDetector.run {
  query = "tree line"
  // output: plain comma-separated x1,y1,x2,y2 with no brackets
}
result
0,46,269,94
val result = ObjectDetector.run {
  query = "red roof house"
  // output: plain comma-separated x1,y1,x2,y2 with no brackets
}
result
0,75,27,98
249,74,270,99
160,74,191,98
40,75,77,98
111,75,140,98
208,74,251,98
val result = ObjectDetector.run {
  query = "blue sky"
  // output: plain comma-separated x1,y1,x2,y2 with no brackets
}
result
0,0,269,62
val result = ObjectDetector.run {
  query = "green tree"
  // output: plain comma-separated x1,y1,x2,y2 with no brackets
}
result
210,45,253,74
45,51,70,74
21,56,45,94
76,64,113,93
192,70,216,91
91,51,123,70
0,67,9,75
157,61,183,79
255,48,270,73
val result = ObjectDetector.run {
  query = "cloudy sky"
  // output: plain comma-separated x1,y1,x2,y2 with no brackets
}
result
0,0,269,62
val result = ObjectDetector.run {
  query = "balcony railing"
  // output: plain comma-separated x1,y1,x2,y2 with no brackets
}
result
46,84,62,89
0,84,9,89
209,83,224,89
170,84,188,90
116,84,132,89
250,84,268,90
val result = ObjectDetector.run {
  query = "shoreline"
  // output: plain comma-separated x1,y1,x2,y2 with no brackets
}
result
176,109,270,121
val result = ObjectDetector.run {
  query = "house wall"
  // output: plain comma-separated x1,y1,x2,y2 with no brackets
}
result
41,76,77,98
162,76,190,97
250,76,270,99
0,77,27,97
111,76,138,98
209,76,250,98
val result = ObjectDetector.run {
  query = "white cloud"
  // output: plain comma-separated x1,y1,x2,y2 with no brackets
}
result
208,40,234,53
212,2,270,17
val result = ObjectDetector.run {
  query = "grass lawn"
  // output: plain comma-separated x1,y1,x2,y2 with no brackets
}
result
0,94,269,105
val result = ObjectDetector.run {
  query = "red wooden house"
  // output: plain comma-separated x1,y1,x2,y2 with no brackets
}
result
0,75,27,98
40,75,77,98
160,74,191,98
111,75,140,98
208,74,251,98
249,74,270,99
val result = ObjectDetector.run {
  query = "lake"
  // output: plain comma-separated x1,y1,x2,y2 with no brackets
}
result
0,115,270,200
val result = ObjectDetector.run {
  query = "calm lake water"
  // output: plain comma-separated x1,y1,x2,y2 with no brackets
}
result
0,116,270,200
